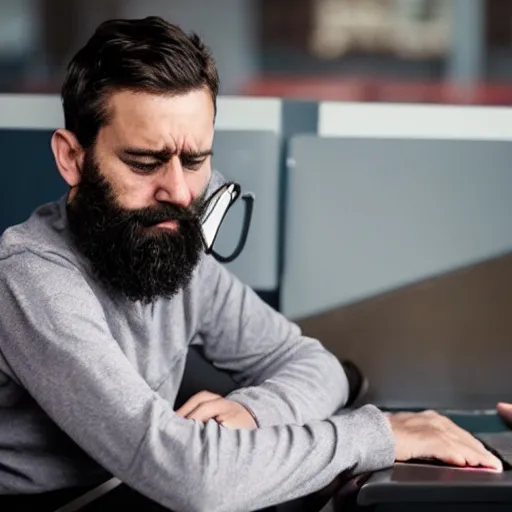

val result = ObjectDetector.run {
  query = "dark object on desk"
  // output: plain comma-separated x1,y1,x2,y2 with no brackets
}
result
356,462,512,506
329,410,512,512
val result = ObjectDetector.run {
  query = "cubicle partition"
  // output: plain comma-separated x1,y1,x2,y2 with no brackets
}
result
282,102,512,409
0,95,67,233
212,97,318,307
209,97,283,306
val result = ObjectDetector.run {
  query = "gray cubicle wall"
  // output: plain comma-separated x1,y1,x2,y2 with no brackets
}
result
208,97,283,302
0,128,66,232
0,95,284,304
282,102,512,409
0,95,67,232
212,99,318,306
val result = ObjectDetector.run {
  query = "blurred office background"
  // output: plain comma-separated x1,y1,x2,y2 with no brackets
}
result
3,0,512,409
1,0,512,104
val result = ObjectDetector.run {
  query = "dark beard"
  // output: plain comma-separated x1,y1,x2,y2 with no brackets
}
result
66,152,204,303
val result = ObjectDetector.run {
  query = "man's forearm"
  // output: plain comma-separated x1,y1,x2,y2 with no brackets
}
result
198,258,351,428
226,335,350,427
126,403,394,512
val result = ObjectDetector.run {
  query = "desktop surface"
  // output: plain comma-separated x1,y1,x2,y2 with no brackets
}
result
349,409,512,511
359,461,512,506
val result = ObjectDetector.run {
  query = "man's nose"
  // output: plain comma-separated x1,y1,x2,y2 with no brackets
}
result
154,157,192,208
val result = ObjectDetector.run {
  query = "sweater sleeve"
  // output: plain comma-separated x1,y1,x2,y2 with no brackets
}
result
197,256,351,427
0,251,394,512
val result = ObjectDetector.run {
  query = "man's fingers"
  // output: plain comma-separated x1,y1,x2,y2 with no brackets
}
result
472,439,502,469
177,395,258,428
442,422,503,471
431,438,502,471
444,421,489,454
458,443,501,470
438,446,468,467
463,448,502,471
216,414,233,428
424,412,502,470
175,391,221,417
390,411,503,472
497,402,512,426
442,433,503,471
185,399,230,422
485,453,503,471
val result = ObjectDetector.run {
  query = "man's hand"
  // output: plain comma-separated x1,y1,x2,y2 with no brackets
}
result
387,410,502,471
175,391,257,429
497,402,512,426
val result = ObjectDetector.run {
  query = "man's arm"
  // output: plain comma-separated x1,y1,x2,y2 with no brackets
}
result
0,251,394,512
196,255,351,427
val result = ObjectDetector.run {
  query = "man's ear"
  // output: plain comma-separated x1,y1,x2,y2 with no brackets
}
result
51,129,84,187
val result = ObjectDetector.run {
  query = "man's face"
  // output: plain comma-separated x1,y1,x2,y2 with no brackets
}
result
67,89,215,302
89,88,214,211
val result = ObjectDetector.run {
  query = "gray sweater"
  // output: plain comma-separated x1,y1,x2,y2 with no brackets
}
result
0,197,394,512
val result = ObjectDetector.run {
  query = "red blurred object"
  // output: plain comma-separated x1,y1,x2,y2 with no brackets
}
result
241,76,512,106
372,80,512,105
241,76,369,101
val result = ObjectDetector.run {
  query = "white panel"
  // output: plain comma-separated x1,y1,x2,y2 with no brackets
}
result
216,97,282,132
0,95,64,129
0,94,282,133
211,132,280,290
319,102,512,141
0,0,39,56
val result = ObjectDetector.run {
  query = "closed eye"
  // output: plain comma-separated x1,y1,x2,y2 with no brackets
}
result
181,157,206,171
128,161,161,173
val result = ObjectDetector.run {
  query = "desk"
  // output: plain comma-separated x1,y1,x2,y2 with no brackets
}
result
335,410,512,511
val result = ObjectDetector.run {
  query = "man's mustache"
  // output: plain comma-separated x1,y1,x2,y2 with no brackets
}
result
110,199,205,229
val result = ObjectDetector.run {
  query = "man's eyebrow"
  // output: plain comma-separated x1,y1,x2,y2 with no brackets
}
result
119,147,213,159
181,149,214,159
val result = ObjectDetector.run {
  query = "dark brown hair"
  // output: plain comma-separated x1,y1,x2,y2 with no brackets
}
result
62,16,219,149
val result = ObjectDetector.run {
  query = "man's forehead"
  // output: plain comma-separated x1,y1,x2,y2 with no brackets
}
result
103,89,214,148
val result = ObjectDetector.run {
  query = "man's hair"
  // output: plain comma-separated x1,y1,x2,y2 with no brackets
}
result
62,16,219,149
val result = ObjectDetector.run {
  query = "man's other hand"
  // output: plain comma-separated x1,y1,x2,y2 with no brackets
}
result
497,402,512,426
387,410,502,471
175,390,257,429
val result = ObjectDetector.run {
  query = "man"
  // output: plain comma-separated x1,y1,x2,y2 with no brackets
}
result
0,16,501,512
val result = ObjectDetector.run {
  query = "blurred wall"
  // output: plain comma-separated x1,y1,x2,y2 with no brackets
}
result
0,0,39,58
121,0,259,94
0,0,41,89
